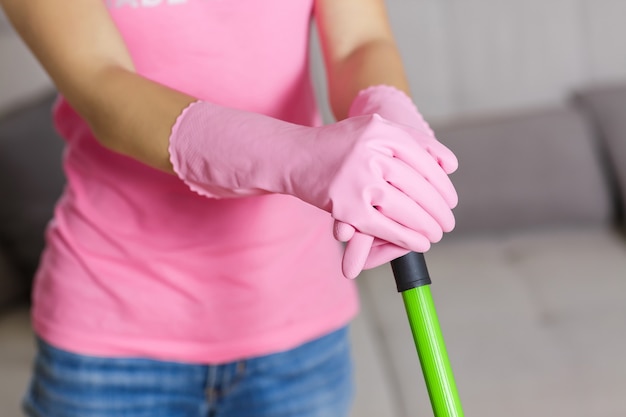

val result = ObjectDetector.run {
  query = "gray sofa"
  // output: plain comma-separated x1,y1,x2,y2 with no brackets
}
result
1,83,625,417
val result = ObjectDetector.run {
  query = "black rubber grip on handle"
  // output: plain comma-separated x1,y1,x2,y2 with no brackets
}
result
391,252,432,292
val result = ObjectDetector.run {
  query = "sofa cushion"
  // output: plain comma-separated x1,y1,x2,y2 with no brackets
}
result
433,105,613,235
574,83,626,224
0,93,65,285
359,227,626,417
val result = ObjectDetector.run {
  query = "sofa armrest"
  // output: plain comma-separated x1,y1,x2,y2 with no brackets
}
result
0,248,27,311
574,83,626,226
0,93,65,283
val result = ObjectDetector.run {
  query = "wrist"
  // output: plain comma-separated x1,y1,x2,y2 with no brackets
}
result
348,85,432,136
349,85,417,117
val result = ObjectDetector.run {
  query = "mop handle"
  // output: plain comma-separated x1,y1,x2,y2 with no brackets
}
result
391,252,464,417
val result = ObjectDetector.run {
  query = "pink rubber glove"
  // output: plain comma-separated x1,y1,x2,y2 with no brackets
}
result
337,85,459,278
169,101,457,255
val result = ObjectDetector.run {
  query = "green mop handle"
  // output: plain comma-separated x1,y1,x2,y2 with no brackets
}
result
391,252,464,417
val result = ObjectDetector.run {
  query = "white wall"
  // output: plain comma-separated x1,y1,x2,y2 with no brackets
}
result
312,0,626,123
0,9,53,117
1,2,625,120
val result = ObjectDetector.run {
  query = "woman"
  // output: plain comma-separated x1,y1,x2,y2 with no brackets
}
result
0,0,458,415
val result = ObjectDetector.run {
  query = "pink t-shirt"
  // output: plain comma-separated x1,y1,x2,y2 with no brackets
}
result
32,0,358,363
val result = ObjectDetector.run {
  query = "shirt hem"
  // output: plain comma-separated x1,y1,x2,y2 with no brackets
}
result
31,303,360,364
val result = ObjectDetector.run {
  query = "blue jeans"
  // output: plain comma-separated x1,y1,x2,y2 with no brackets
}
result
22,327,353,417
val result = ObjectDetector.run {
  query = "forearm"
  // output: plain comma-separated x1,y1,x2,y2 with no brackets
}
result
82,67,195,174
326,39,411,120
1,0,194,174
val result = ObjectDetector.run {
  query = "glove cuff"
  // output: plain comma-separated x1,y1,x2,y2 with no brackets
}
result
168,100,216,198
